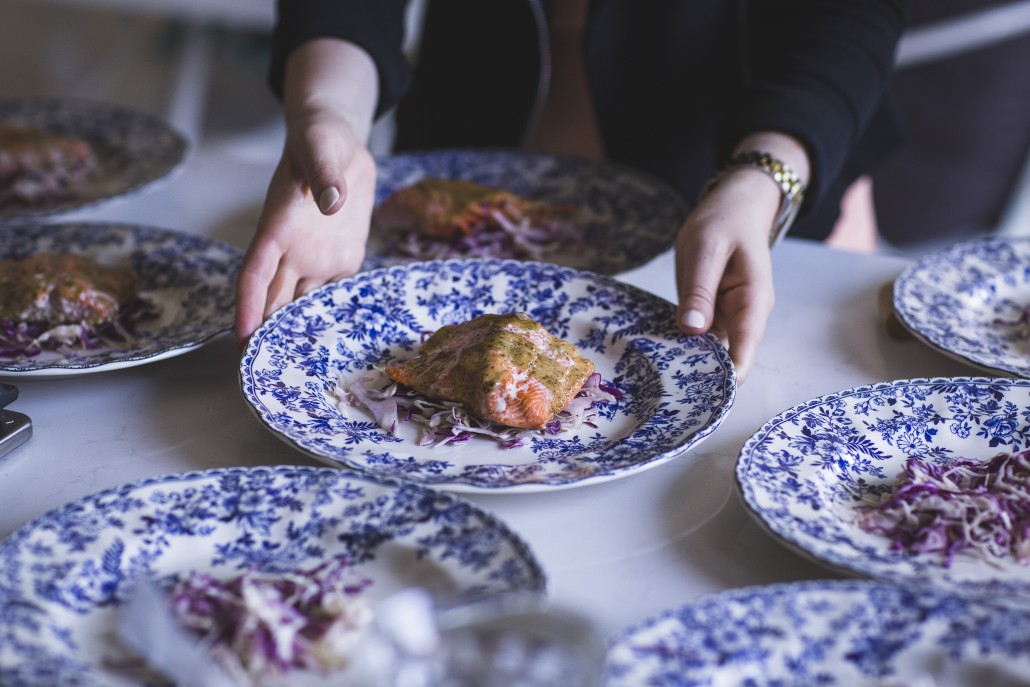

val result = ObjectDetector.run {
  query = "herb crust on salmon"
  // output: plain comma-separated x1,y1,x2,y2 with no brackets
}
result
384,312,595,430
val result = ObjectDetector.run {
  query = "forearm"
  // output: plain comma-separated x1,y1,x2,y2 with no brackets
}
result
283,38,379,143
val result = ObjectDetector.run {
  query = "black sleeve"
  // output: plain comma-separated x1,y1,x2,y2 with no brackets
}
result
721,0,910,214
269,0,413,118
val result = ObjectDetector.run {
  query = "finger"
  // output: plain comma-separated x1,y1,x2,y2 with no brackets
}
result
298,124,352,215
296,276,329,299
264,259,301,320
235,241,284,348
721,275,774,385
722,297,764,384
235,280,266,350
675,239,728,335
708,324,729,351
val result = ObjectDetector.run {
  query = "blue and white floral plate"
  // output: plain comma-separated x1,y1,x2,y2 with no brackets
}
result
736,376,1030,601
0,222,241,377
240,259,735,492
893,235,1030,378
365,149,689,276
0,465,545,687
603,580,1030,686
0,97,188,221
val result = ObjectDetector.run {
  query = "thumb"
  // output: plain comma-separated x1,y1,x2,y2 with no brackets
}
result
675,242,725,335
296,123,354,215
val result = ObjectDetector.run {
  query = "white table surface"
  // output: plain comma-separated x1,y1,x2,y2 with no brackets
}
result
0,149,978,644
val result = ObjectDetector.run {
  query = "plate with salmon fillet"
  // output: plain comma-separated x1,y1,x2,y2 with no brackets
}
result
0,97,187,221
364,150,689,276
240,259,736,492
0,221,241,376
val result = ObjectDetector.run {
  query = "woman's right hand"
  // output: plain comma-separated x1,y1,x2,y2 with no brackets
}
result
234,38,380,347
234,112,376,346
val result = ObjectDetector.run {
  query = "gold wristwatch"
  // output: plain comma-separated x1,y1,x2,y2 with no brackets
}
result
702,151,807,247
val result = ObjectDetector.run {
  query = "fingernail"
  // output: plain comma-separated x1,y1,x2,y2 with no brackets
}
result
683,309,706,329
318,186,340,214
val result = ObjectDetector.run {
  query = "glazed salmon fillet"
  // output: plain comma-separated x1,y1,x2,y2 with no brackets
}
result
0,123,97,208
0,253,139,326
373,178,568,240
385,312,595,429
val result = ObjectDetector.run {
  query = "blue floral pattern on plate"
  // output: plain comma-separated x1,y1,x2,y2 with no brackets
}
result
0,465,545,687
0,97,188,221
736,376,1030,601
604,579,1030,686
0,221,240,376
893,235,1030,377
240,259,735,492
364,149,689,276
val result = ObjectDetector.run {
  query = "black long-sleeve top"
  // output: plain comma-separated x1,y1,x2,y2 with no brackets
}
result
269,0,910,240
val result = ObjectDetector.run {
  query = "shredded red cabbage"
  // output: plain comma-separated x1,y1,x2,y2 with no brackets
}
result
857,451,1030,567
386,205,582,262
336,369,619,449
169,558,374,681
0,295,160,358
995,307,1030,327
995,307,1030,348
0,132,97,209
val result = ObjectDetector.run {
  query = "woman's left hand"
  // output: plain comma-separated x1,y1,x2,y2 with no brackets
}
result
674,167,781,383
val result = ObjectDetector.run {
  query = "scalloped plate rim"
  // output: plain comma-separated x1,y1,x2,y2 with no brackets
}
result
0,96,189,221
366,148,690,276
892,235,1030,378
0,464,547,687
603,578,1030,686
239,258,736,493
0,221,240,377
734,375,1030,597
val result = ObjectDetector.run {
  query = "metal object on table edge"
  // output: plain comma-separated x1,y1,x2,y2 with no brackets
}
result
0,383,32,462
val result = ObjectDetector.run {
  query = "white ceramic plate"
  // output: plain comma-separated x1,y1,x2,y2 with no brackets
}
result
0,97,188,221
0,465,545,687
365,149,689,276
240,259,735,493
893,235,1030,377
0,222,240,376
604,580,1030,686
736,376,1030,601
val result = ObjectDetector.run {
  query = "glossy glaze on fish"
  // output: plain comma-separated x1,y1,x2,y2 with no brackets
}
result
385,312,595,429
373,178,568,239
0,253,139,326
